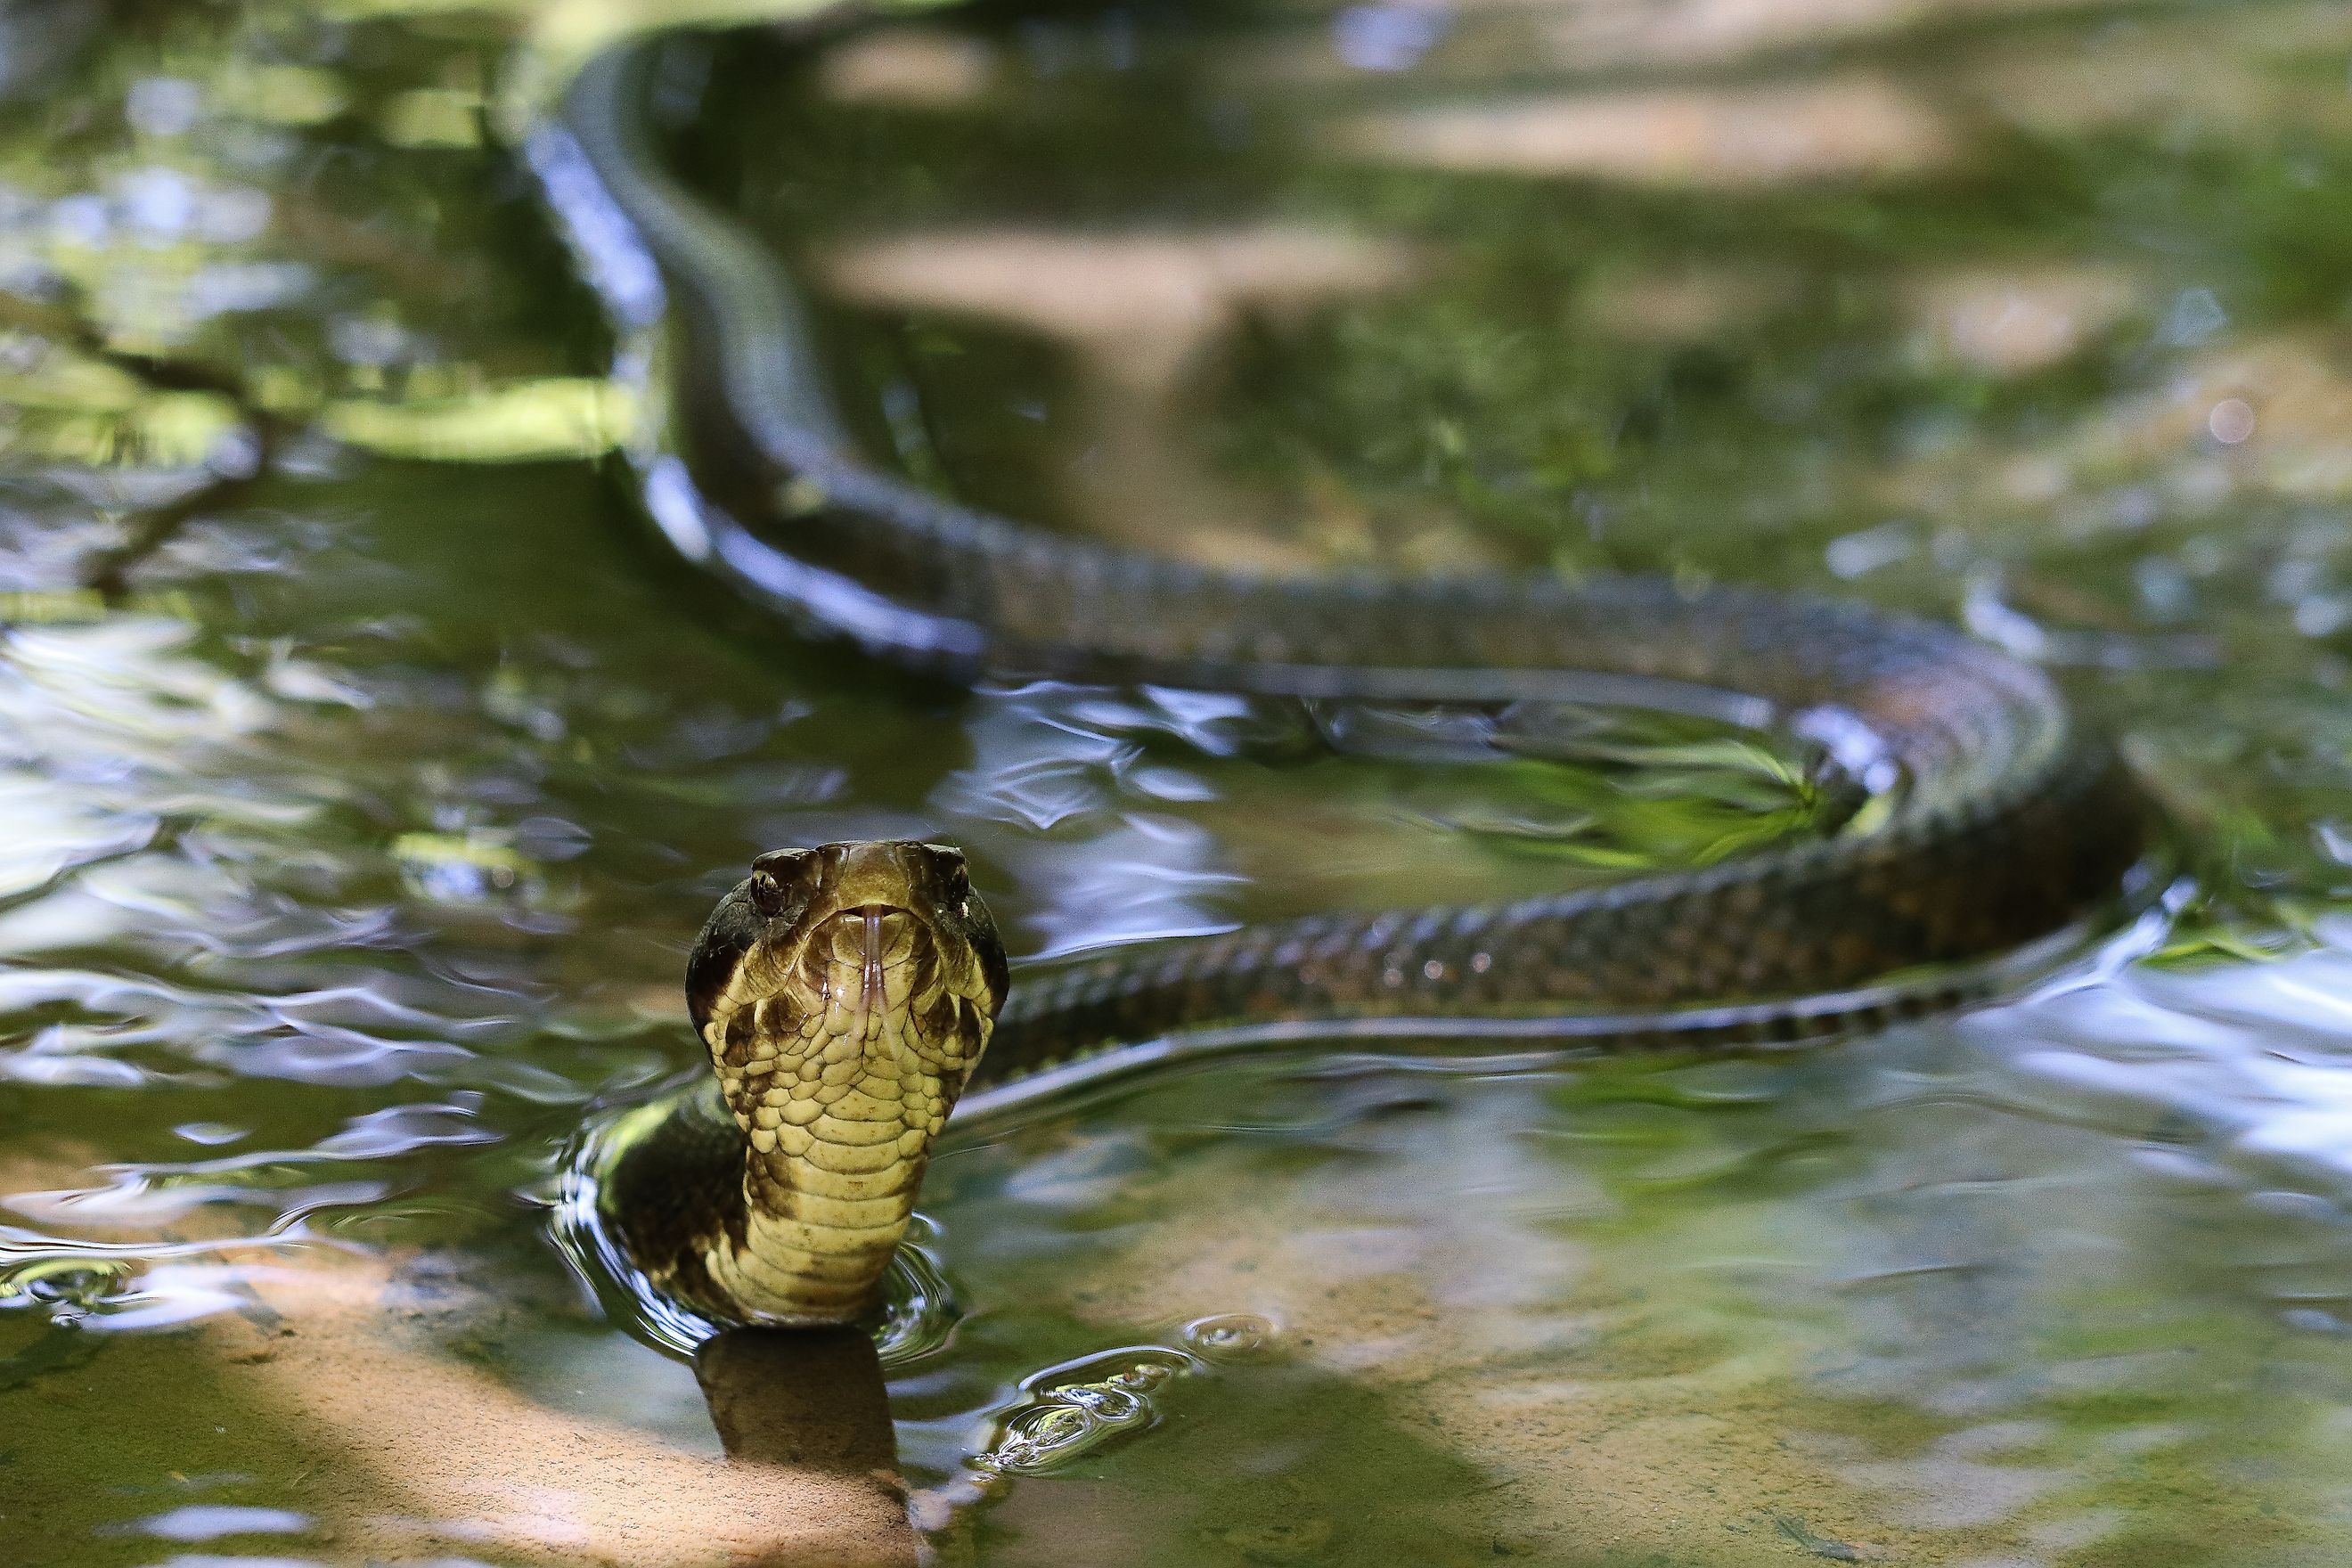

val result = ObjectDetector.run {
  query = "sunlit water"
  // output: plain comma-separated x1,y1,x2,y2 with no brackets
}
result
8,0,2352,1563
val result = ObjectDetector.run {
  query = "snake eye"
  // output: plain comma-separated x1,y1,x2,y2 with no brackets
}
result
748,847,811,917
748,870,785,916
923,843,970,901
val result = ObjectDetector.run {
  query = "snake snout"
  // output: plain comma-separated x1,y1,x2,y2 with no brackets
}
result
821,903,921,971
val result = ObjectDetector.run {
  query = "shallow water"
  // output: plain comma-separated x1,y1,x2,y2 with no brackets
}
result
9,0,2352,1563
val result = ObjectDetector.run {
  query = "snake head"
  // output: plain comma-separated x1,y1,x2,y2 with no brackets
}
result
688,839,1005,1042
679,840,1009,1325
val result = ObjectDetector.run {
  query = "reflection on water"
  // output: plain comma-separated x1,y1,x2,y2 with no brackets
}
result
6,0,2352,1563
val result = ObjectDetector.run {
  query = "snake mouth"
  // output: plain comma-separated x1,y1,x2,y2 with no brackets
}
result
828,904,919,969
817,903,925,1030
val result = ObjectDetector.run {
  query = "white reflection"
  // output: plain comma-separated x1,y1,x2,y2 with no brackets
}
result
133,1505,310,1541
1972,943,2352,1195
1013,815,1245,959
935,683,1256,956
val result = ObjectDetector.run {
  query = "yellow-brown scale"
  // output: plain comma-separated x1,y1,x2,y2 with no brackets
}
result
682,843,1001,1326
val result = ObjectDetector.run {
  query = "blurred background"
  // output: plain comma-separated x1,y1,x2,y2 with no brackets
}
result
8,0,2352,1562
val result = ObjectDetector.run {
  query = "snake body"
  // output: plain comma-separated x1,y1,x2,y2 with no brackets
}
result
544,25,2151,1327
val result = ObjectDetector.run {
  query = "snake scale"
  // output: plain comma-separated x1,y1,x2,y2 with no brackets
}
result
536,19,2152,1328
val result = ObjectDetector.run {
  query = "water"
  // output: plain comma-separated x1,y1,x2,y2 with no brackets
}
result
7,0,2352,1562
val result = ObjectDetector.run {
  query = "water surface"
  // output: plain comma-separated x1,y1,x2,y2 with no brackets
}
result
8,0,2352,1563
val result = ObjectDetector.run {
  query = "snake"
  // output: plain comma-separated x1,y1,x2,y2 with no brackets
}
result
535,18,2154,1331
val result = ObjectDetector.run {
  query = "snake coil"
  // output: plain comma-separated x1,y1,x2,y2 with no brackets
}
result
539,23,2152,1327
